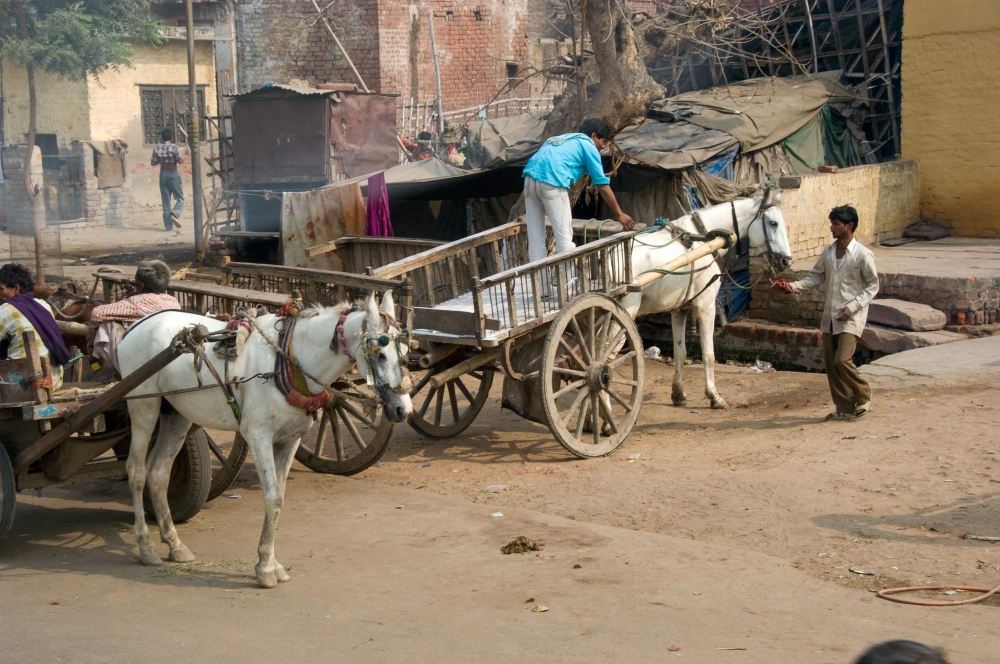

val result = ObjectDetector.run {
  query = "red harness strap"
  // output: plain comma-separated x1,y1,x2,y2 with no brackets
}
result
335,309,356,363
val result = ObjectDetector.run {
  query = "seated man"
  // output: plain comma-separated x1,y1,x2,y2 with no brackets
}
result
0,263,71,391
89,259,181,374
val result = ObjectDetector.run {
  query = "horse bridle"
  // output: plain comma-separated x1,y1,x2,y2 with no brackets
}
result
731,195,785,265
329,306,412,400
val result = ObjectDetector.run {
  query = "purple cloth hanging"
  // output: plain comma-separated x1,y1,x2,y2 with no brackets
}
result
365,172,394,238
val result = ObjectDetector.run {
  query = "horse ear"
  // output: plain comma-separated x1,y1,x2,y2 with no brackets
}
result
772,190,783,204
365,291,380,332
380,290,395,317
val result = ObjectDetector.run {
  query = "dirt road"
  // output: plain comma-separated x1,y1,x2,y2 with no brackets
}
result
2,360,998,662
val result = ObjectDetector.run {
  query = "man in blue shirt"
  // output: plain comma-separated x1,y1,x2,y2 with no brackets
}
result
522,118,634,263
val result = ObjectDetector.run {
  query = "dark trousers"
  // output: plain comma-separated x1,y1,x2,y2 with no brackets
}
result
159,171,184,230
822,332,871,415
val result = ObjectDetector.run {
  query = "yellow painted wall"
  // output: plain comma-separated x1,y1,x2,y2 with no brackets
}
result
1,62,91,149
780,160,920,261
901,0,1000,236
88,41,217,226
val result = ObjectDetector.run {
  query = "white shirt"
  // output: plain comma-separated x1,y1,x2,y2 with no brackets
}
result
790,238,879,337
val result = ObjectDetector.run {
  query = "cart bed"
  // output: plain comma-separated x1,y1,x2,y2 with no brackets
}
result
375,222,635,347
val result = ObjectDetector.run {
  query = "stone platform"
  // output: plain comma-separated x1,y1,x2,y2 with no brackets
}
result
751,237,1000,327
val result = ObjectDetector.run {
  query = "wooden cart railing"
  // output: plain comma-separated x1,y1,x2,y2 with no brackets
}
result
222,263,411,320
303,236,443,274
372,221,528,310
374,223,634,347
99,272,290,315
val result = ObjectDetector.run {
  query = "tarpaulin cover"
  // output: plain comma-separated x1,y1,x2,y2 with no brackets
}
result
281,181,365,269
613,119,740,171
464,112,548,168
782,106,863,174
649,71,859,152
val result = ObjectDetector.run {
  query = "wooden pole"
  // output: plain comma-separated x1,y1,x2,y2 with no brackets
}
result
633,233,736,289
185,0,204,253
427,11,445,135
12,325,210,472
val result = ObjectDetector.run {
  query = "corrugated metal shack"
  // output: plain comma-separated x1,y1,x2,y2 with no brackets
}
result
230,83,398,232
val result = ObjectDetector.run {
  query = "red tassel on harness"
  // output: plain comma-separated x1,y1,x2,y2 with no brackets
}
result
284,388,329,414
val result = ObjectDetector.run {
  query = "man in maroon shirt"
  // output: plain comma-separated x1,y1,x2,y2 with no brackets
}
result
151,128,184,234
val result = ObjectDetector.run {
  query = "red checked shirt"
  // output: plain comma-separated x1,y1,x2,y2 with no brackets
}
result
89,293,181,330
151,142,183,173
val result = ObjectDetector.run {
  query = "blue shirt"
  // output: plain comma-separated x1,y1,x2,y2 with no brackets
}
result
523,133,611,189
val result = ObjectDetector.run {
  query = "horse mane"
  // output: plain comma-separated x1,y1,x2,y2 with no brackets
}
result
297,302,351,320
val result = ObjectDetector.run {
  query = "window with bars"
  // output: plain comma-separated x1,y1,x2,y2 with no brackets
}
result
140,85,207,145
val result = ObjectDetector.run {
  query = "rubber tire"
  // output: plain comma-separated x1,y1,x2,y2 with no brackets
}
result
206,432,249,501
143,428,212,523
0,445,16,550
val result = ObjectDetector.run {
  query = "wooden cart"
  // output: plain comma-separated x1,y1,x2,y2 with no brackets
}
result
371,221,647,458
0,325,216,549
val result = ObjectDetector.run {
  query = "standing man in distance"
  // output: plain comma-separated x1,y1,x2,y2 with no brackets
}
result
522,118,634,264
772,205,879,421
152,128,184,235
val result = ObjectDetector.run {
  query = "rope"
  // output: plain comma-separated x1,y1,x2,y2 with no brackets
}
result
878,582,1000,607
123,371,279,400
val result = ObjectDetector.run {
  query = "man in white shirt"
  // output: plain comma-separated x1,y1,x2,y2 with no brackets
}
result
773,205,879,421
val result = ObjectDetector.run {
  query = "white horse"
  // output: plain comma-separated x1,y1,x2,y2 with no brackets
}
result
620,195,793,409
117,291,412,588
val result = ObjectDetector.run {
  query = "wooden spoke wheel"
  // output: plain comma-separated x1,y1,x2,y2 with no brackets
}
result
295,383,394,475
407,362,494,439
205,431,249,501
541,294,645,458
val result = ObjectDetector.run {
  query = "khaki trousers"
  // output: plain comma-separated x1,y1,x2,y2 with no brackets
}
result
822,333,871,415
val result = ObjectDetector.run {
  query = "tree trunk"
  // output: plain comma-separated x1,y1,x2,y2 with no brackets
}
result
11,0,46,284
547,0,665,137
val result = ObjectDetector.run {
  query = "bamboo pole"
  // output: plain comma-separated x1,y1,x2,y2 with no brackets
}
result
427,11,445,135
633,233,736,289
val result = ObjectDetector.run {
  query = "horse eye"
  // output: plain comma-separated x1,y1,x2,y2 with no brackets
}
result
769,220,779,227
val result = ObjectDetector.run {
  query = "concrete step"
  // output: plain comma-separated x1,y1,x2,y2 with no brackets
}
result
860,323,969,354
868,298,947,331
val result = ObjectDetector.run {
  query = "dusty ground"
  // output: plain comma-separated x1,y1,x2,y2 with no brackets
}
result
3,357,999,662
359,360,1000,598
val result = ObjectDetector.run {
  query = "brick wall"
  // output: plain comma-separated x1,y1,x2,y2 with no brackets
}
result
748,265,1000,328
235,0,382,91
236,0,553,114
901,0,1000,236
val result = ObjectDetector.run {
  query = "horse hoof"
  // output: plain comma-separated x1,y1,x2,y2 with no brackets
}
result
140,549,164,567
169,545,195,563
672,396,687,407
710,398,729,410
256,564,277,589
274,564,291,583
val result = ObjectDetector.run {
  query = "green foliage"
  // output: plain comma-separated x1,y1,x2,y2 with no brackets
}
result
0,0,163,80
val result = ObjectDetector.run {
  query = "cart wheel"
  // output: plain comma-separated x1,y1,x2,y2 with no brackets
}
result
143,427,212,523
541,294,645,458
295,384,393,475
0,444,16,549
407,363,494,439
206,431,248,501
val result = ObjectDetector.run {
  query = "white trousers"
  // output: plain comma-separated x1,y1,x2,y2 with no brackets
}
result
92,321,125,375
524,176,574,263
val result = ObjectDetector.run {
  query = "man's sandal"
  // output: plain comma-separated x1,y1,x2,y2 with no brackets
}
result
854,402,872,418
825,411,854,421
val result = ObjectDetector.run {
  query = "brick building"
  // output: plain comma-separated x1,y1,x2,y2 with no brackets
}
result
234,0,574,114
